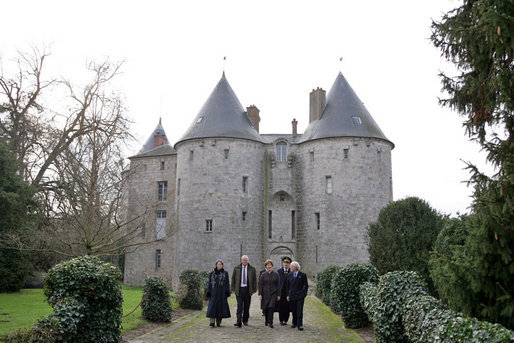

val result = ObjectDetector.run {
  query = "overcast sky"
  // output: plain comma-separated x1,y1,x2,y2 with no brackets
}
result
2,0,491,216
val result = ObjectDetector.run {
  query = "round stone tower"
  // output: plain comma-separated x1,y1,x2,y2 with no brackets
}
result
296,72,394,275
173,73,265,282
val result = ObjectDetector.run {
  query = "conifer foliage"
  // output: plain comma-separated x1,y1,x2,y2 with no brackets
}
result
431,0,513,328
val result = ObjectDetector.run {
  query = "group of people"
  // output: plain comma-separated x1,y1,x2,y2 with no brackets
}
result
205,255,309,330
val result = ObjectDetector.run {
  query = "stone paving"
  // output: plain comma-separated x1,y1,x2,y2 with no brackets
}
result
130,294,365,343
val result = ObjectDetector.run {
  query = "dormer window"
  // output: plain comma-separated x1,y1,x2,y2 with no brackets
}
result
276,142,287,161
352,116,362,125
196,117,204,124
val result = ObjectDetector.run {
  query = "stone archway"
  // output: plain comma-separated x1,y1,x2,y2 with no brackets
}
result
268,246,295,270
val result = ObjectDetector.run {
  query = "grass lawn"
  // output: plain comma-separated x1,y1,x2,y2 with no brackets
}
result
0,285,178,337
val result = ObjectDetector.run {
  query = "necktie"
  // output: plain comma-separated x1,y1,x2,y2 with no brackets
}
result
294,272,298,278
243,266,247,284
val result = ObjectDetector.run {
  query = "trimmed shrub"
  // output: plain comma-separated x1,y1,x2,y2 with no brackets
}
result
359,282,378,324
329,263,378,328
374,271,427,343
178,269,203,310
142,276,172,322
315,265,342,306
36,255,123,342
199,270,210,299
402,293,514,342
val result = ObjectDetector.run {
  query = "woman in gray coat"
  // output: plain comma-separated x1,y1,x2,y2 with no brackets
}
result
258,259,281,328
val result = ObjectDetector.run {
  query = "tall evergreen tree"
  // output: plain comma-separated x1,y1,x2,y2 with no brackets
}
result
431,0,513,328
0,141,36,291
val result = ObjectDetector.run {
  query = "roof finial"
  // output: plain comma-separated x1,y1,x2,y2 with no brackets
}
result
339,57,343,72
223,56,227,74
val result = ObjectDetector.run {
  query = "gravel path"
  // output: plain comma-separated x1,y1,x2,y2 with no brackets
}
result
130,293,365,343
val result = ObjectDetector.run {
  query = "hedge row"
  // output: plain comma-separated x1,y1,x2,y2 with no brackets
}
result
315,265,342,306
142,276,172,322
360,271,514,343
329,263,379,328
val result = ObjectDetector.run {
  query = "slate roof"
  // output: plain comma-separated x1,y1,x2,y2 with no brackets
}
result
132,119,176,158
175,73,263,147
138,119,169,154
299,72,393,146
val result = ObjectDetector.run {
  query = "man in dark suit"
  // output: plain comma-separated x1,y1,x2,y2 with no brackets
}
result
287,261,308,331
277,256,292,325
231,255,257,327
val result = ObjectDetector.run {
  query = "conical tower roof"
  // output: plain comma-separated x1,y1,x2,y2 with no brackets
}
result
175,73,262,147
136,118,174,155
299,72,393,146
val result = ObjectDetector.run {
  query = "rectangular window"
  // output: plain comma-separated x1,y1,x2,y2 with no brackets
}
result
242,176,248,193
157,181,168,202
310,151,314,162
343,148,349,159
315,212,320,230
351,116,362,125
242,211,247,221
276,143,287,161
326,176,332,194
291,210,296,239
156,210,166,239
377,150,382,162
206,219,213,232
141,223,146,239
190,149,194,161
160,161,165,170
268,210,272,239
156,249,162,269
177,178,181,196
224,149,229,159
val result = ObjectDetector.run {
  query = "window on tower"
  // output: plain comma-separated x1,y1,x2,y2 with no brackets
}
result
157,181,168,202
276,142,287,161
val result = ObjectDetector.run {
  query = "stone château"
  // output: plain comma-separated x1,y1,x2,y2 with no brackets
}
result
122,71,394,287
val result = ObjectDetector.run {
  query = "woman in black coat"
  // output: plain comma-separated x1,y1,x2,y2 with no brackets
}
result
258,259,281,328
206,259,231,327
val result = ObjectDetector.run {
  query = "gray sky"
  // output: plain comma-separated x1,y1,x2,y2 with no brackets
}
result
2,0,491,216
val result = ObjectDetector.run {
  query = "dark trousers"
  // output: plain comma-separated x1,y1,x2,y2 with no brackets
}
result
278,298,290,323
291,298,305,327
264,307,274,325
236,287,251,324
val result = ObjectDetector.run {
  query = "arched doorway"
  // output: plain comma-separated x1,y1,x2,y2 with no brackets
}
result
269,246,295,270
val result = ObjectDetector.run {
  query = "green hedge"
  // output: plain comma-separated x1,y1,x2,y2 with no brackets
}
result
329,263,378,328
360,270,514,343
142,276,172,322
38,255,123,342
402,293,514,342
359,282,378,325
178,270,203,310
315,265,341,306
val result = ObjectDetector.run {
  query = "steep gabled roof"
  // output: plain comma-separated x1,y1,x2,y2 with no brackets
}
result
175,73,262,147
299,72,393,146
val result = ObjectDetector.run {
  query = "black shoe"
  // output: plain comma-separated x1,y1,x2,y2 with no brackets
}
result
269,324,273,328
298,326,304,331
265,322,268,326
234,323,242,327
291,324,296,328
243,322,248,326
217,323,221,327
209,323,215,327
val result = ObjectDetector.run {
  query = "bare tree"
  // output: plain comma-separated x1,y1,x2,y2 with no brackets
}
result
1,48,158,258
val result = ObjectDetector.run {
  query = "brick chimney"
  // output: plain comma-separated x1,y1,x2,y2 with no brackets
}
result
309,87,326,123
292,118,298,137
247,105,260,132
154,133,168,148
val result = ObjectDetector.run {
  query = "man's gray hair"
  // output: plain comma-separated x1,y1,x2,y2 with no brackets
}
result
241,255,249,260
291,261,300,271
